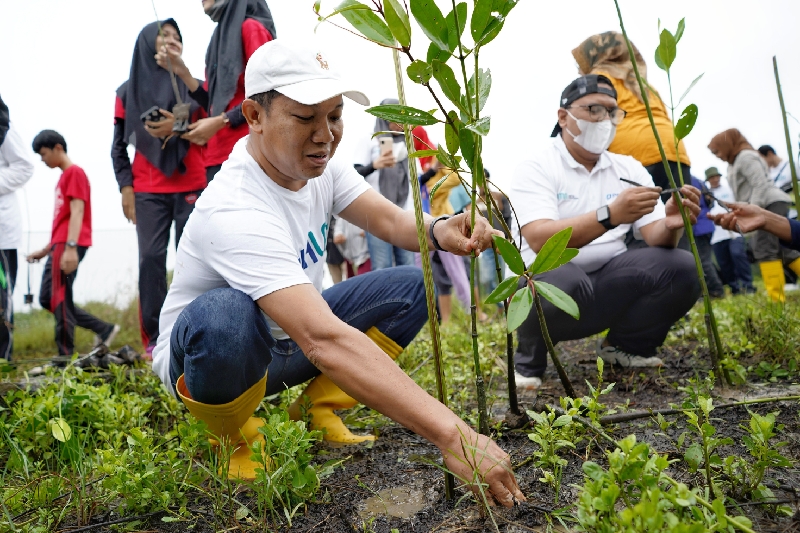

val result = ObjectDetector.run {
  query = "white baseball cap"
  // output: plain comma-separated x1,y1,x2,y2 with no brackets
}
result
245,40,370,107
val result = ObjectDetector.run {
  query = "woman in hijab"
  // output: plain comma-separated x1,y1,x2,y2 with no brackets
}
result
354,98,417,270
573,32,691,202
112,19,207,356
708,128,800,301
156,0,276,183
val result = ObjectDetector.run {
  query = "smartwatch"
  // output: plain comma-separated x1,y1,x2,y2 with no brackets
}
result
66,240,78,248
596,205,617,231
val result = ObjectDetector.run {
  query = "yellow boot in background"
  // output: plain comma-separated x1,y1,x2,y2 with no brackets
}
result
177,372,269,479
759,260,786,303
287,327,403,444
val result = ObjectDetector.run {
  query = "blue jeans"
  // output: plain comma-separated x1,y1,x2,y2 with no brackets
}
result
366,233,414,270
713,238,755,294
168,266,427,404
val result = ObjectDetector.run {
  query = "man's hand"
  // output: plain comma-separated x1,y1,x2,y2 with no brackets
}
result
60,247,79,275
121,186,136,224
608,186,661,226
708,202,766,233
145,109,175,139
372,152,396,169
663,185,701,231
26,247,50,263
182,115,226,146
433,212,502,256
439,427,525,507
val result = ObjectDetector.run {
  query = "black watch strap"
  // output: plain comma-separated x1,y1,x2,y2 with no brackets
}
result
597,206,617,231
429,215,451,251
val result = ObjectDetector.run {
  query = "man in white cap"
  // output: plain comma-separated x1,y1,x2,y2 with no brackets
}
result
150,40,524,505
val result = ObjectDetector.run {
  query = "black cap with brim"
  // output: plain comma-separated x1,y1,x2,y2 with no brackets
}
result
551,74,617,137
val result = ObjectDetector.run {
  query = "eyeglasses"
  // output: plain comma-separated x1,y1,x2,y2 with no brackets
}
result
567,104,627,125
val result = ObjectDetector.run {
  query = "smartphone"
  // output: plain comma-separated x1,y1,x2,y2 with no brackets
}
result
140,105,163,124
379,137,393,156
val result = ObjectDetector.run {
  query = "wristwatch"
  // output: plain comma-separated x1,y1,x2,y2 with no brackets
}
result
66,240,78,248
429,215,451,251
596,205,617,231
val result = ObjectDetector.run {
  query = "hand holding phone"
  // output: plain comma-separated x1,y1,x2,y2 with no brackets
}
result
140,105,163,124
379,137,393,156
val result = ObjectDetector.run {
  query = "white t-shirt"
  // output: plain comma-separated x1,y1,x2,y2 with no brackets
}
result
770,161,792,191
708,180,739,245
509,135,665,273
152,137,371,392
0,123,35,249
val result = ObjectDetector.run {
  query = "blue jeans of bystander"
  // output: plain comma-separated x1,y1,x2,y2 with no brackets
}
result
366,232,414,270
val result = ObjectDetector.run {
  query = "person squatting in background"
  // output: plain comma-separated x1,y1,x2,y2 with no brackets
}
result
112,19,207,357
28,131,118,359
156,0,276,182
0,94,35,361
708,129,800,302
704,167,755,295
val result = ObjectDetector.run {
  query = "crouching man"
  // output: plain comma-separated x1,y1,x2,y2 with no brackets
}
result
150,40,524,505
508,75,701,389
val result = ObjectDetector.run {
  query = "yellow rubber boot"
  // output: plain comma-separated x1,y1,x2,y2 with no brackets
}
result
789,257,800,278
176,372,270,479
287,327,403,444
759,260,786,303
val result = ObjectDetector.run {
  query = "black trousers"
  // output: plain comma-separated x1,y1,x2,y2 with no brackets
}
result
514,247,700,378
39,245,113,356
0,249,18,360
135,191,199,348
678,233,724,297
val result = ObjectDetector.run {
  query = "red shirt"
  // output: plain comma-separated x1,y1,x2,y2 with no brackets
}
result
52,165,92,247
204,19,273,167
114,97,208,194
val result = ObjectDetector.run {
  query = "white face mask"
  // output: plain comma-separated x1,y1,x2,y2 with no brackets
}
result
564,111,616,154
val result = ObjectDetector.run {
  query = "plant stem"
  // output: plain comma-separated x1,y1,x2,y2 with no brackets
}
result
531,283,576,398
391,47,454,500
662,475,756,533
773,56,800,210
612,0,730,385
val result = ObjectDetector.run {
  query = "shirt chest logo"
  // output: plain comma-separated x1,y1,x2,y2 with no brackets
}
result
298,221,329,270
557,192,579,201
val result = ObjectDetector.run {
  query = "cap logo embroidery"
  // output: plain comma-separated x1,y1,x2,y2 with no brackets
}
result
316,53,329,70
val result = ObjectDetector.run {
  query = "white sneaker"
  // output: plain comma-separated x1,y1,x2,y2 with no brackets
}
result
596,339,663,368
514,371,542,389
784,283,799,292
93,324,121,348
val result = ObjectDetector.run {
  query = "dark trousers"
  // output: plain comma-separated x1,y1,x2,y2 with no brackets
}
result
713,238,755,294
206,165,222,184
135,191,199,348
678,233,724,297
0,249,17,360
752,201,800,265
39,245,113,356
514,247,700,378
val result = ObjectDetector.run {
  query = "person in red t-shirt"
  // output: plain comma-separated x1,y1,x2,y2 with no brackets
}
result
112,19,207,356
156,0,276,183
28,130,117,359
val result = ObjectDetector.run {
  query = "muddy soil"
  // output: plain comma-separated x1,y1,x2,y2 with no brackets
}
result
73,336,800,532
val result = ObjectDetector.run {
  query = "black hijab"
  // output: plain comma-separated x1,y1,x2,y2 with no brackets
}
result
119,19,198,178
374,98,410,207
0,94,9,148
205,0,276,115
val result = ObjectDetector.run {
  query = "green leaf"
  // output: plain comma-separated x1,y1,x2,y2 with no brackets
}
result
582,461,605,481
409,149,439,159
678,73,704,105
653,48,665,71
235,506,250,520
426,42,449,63
492,235,525,275
675,18,685,43
529,227,572,275
684,443,703,471
444,2,467,52
548,248,578,272
458,128,475,169
471,0,493,41
468,68,492,112
410,0,449,51
429,171,455,199
507,285,533,332
50,417,72,442
464,116,490,136
534,281,579,319
656,29,677,71
478,16,504,46
436,145,460,170
674,104,698,140
162,516,181,523
406,60,433,84
485,275,519,304
335,0,396,47
431,60,465,113
445,111,460,154
366,104,439,126
383,0,411,47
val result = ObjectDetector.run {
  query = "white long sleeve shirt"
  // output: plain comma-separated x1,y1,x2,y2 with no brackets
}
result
0,123,35,249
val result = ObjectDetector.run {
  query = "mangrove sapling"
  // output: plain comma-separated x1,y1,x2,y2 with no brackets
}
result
611,5,731,386
681,396,731,500
773,56,800,210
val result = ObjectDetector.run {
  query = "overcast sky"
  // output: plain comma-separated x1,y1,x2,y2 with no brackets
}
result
3,0,800,235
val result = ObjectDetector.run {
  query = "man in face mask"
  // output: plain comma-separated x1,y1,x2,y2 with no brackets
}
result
507,74,702,390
